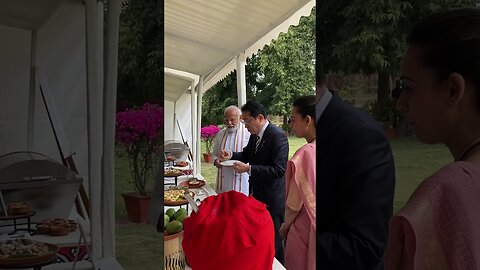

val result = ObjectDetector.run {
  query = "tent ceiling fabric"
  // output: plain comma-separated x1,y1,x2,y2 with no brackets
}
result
0,0,65,30
164,0,314,101
165,74,192,101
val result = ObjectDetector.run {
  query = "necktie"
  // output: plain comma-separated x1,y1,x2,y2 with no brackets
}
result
255,135,261,153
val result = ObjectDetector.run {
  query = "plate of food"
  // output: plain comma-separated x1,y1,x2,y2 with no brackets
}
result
36,219,78,236
164,168,182,177
0,239,58,268
178,178,206,188
164,188,195,206
175,160,189,167
219,160,239,167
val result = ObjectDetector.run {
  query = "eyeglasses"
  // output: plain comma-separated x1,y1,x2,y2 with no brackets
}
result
240,117,255,124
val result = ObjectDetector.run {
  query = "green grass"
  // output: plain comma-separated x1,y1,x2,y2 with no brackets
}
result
389,137,452,211
115,151,162,270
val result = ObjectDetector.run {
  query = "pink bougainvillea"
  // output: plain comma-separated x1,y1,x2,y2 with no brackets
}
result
200,125,220,154
115,103,163,194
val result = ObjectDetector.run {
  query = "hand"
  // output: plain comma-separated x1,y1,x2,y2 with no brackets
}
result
232,161,250,173
213,159,222,169
219,150,232,161
279,223,288,239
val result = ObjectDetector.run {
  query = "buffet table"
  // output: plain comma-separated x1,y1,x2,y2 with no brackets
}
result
165,175,286,270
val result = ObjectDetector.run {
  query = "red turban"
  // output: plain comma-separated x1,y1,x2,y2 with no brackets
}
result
182,190,275,270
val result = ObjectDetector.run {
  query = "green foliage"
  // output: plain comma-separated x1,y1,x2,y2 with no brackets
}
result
257,8,316,117
117,0,162,108
363,99,398,128
318,0,477,101
202,8,316,123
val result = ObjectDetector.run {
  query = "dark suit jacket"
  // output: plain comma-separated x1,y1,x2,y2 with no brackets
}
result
232,122,289,215
317,93,396,270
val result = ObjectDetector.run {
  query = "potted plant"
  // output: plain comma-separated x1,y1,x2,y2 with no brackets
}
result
200,125,220,163
116,103,163,223
364,99,399,140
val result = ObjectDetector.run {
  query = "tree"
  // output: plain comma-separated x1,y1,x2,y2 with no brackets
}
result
201,8,316,128
257,8,316,127
318,0,476,103
117,0,162,109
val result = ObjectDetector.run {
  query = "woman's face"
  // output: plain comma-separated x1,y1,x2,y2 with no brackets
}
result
289,106,313,138
397,45,452,144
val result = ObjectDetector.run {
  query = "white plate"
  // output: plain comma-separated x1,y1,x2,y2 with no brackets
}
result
219,160,239,167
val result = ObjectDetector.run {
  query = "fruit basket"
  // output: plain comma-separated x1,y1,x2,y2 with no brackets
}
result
164,208,188,270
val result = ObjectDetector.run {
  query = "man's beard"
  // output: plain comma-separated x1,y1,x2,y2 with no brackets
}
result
227,126,238,133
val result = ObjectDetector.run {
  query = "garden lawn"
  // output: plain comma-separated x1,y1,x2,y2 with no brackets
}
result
115,150,162,270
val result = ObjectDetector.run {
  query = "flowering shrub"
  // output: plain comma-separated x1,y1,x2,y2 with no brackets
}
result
201,125,221,154
116,103,163,195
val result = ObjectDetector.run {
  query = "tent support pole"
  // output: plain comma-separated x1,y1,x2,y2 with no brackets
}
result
27,30,37,150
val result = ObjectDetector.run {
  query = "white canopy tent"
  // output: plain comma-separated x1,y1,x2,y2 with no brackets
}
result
164,0,315,173
0,0,122,267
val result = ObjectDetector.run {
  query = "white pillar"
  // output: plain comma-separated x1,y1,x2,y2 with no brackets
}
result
85,0,103,260
27,30,37,150
196,76,204,176
236,53,247,107
190,81,197,174
102,0,121,258
173,103,176,140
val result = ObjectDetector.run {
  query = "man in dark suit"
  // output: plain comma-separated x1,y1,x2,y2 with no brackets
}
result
220,100,289,264
316,75,396,270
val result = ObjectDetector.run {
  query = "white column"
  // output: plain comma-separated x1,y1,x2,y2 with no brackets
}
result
27,30,37,150
102,0,121,258
173,103,176,140
85,0,103,260
190,81,197,174
196,76,204,175
236,53,247,107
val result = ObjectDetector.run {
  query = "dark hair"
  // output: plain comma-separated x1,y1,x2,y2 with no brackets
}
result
241,100,268,118
407,8,480,108
293,95,316,124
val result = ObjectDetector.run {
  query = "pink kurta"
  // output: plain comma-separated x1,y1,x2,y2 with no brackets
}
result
385,161,480,270
284,143,316,270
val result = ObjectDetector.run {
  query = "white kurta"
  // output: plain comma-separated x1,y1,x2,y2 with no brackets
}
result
212,123,250,195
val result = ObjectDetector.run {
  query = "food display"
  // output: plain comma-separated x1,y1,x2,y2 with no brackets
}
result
175,161,189,167
178,178,206,188
36,219,77,236
7,202,33,216
164,208,188,235
164,187,195,205
0,239,53,259
164,168,182,177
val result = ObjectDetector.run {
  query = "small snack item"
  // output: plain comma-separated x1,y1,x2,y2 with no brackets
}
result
7,202,32,216
36,219,78,236
175,161,188,167
0,239,52,258
164,168,182,176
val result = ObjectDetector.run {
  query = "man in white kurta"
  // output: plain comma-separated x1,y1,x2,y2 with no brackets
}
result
212,106,250,195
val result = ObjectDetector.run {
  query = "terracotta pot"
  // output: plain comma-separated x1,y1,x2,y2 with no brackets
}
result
385,128,398,140
121,192,151,223
203,153,213,163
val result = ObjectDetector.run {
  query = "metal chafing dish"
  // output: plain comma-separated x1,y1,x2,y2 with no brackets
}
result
0,151,83,224
164,140,190,161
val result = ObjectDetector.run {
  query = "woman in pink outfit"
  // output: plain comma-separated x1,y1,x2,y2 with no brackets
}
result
385,8,480,270
279,95,316,270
